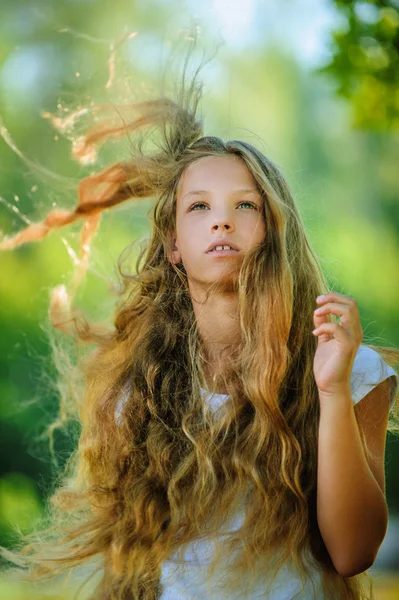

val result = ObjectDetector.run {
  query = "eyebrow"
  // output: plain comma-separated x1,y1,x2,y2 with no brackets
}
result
181,188,261,202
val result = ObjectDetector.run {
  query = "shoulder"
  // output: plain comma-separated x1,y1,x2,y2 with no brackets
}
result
350,345,398,410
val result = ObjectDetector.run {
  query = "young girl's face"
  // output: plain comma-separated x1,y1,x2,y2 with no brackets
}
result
170,154,266,287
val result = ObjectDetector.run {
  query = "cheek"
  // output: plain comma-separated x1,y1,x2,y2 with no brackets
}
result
246,214,266,239
179,219,203,245
258,220,267,239
177,231,199,262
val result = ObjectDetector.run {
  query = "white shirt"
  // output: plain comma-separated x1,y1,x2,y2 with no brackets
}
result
158,345,398,599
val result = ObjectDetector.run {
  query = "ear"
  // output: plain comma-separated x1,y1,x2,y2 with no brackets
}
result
167,231,181,265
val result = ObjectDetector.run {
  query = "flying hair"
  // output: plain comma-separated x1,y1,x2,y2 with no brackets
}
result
0,36,398,600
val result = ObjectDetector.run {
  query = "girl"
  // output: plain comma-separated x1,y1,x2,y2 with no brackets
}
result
1,57,398,600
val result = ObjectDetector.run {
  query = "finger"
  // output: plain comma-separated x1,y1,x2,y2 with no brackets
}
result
314,302,352,319
312,322,348,342
314,301,359,335
313,303,346,331
314,302,350,315
313,311,330,331
316,292,356,306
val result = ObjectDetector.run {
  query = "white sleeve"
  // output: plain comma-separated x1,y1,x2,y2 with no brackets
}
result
350,345,398,410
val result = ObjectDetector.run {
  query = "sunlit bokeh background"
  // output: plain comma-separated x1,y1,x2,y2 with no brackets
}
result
1,0,399,598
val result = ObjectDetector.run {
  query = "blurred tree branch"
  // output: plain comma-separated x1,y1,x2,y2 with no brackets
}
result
321,0,399,129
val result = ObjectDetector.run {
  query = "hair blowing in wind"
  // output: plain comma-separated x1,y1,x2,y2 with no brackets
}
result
0,41,398,600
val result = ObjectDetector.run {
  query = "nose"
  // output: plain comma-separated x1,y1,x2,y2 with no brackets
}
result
211,215,235,232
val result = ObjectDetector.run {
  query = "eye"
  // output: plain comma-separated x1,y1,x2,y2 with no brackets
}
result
189,202,208,211
188,201,259,211
238,201,258,210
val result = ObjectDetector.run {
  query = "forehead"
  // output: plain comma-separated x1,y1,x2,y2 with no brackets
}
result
176,154,258,197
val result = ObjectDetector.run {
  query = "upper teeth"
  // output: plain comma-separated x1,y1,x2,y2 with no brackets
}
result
212,245,234,251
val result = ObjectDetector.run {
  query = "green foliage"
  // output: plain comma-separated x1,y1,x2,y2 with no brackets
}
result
321,1,399,128
0,473,42,544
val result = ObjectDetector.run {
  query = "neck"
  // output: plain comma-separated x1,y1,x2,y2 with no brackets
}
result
190,287,240,392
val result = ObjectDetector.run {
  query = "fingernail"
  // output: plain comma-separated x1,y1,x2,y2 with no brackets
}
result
316,295,325,302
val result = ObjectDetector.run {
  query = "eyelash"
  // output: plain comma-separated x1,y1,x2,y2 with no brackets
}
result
189,201,259,211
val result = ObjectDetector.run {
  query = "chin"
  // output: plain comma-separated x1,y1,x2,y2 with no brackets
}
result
192,276,240,295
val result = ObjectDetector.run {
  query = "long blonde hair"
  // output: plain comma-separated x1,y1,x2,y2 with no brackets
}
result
1,46,398,600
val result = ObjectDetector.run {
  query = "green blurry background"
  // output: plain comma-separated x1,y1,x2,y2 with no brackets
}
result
0,0,398,598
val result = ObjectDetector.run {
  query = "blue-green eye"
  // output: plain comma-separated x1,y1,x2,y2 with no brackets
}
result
189,201,258,211
238,201,258,210
189,202,206,211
